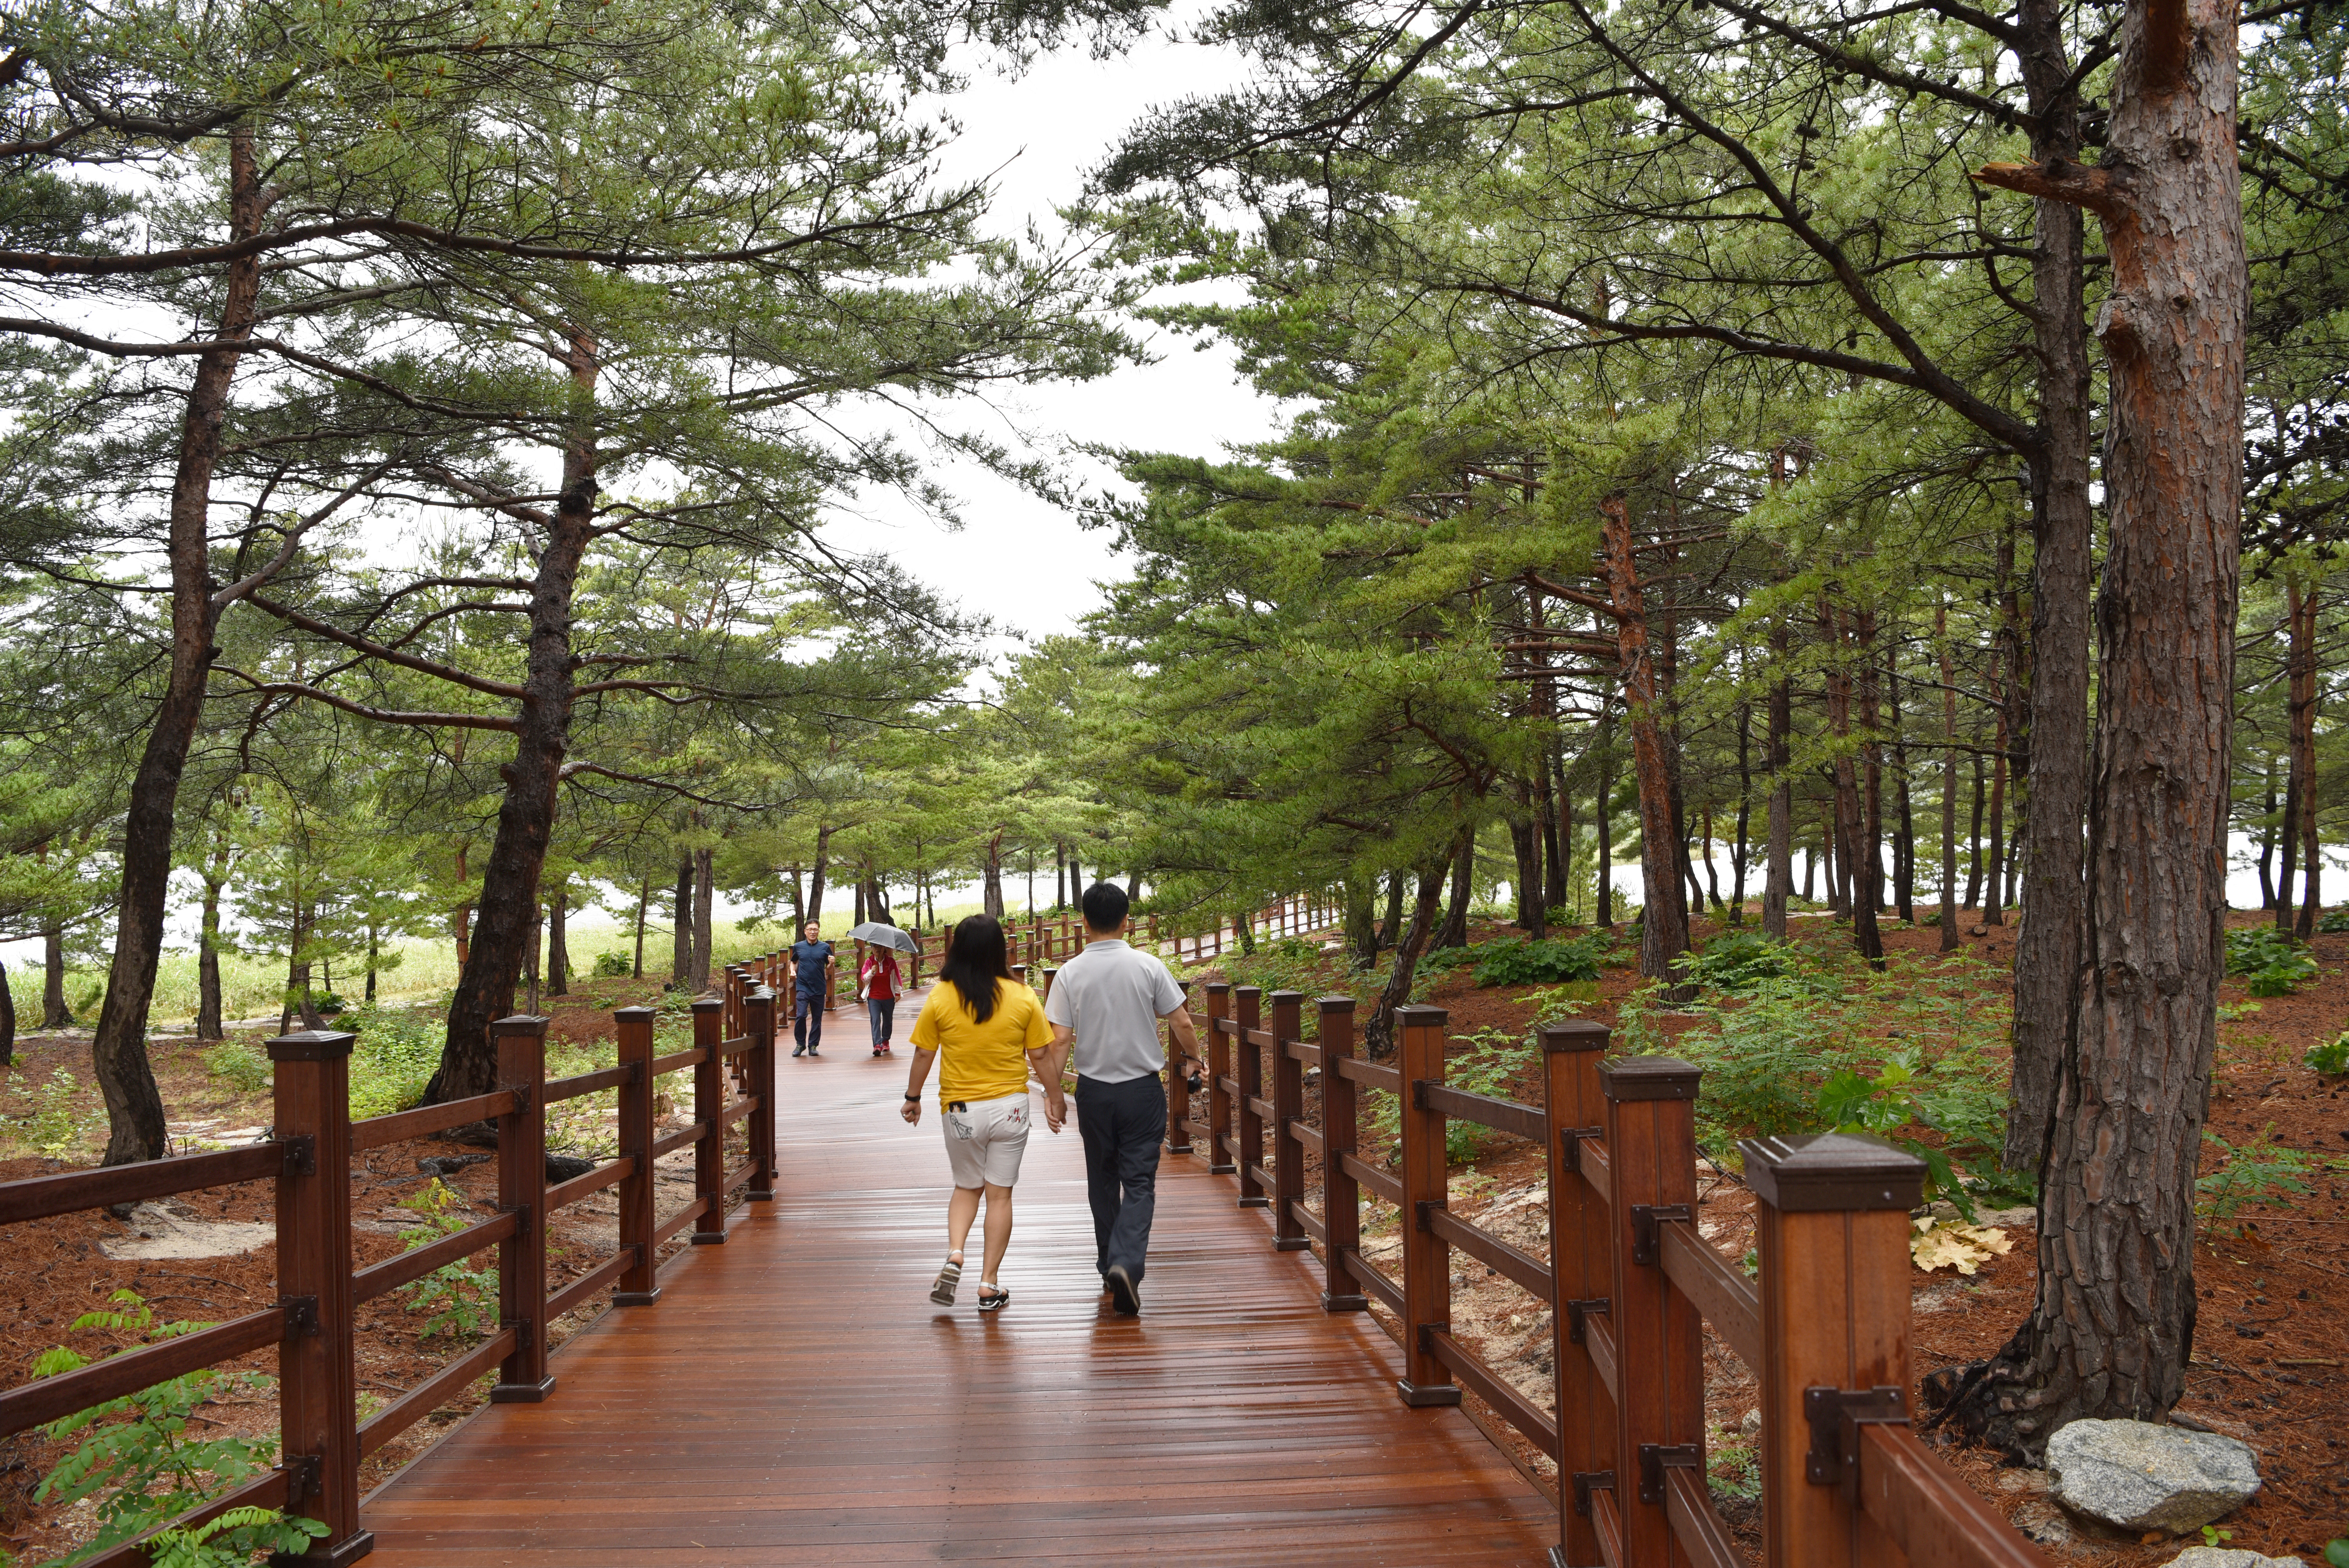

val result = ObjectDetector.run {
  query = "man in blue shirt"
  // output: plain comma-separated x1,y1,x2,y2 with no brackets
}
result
788,922,836,1057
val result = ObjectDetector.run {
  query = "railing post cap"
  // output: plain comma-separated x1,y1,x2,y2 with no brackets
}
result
1597,1054,1701,1100
266,1030,357,1062
749,986,775,1003
689,996,724,1013
1535,1019,1610,1052
1316,994,1357,1013
1394,1003,1449,1027
1204,981,1231,995
489,1014,550,1037
1233,984,1262,999
1740,1132,1926,1212
612,1005,658,1021
1267,988,1306,1003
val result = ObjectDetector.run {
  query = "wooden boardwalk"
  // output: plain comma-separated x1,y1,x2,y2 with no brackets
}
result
360,991,1555,1565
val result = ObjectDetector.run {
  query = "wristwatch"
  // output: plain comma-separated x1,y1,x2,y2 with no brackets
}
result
904,1093,921,1103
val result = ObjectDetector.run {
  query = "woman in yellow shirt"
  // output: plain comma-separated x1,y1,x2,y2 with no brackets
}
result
898,914,1056,1311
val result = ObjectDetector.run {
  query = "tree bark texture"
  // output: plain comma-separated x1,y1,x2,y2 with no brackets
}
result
89,127,264,1164
671,855,692,984
0,961,13,1067
1951,0,2246,1444
1600,497,1689,988
42,929,69,1029
545,887,569,998
1434,825,1475,950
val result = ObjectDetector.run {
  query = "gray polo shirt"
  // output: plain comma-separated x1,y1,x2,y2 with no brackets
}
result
1044,938,1187,1085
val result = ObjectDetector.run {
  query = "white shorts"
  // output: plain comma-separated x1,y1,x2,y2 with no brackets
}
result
941,1092,1032,1189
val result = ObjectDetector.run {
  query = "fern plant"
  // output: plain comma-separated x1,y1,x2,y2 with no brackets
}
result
22,1291,325,1568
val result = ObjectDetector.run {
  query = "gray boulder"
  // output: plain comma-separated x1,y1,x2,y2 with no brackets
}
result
2046,1418,2261,1534
2165,1551,2304,1568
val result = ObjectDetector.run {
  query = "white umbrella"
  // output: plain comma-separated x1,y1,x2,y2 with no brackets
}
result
847,922,918,953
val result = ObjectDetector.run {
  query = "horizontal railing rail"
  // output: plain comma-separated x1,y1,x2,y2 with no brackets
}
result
1169,986,2052,1568
0,980,782,1566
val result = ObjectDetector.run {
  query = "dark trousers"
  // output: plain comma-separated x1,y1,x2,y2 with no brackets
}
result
868,997,896,1046
793,990,823,1053
1075,1074,1166,1283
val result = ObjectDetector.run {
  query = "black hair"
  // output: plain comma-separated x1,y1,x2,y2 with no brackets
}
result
1080,881,1130,933
938,914,1011,1024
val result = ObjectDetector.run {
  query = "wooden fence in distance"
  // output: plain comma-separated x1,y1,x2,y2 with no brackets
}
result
0,992,779,1566
1175,988,2050,1568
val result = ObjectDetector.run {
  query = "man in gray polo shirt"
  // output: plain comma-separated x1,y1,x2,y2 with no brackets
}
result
1042,881,1197,1316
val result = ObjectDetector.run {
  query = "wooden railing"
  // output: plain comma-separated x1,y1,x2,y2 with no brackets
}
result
0,992,779,1566
756,893,1342,995
1173,990,2050,1568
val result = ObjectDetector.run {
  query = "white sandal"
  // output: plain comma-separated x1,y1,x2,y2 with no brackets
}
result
930,1255,962,1305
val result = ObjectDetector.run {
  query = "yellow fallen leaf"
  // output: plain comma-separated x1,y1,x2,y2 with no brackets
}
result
1910,1219,2015,1275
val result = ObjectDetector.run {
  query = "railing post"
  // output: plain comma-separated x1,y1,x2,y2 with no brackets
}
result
1234,986,1268,1208
1269,990,1308,1251
690,997,727,1245
1540,1020,1613,1568
1316,997,1367,1311
1203,983,1235,1174
492,1014,555,1403
1395,1003,1458,1406
613,1005,661,1306
269,1028,367,1564
1598,1055,1704,1562
1163,978,1192,1155
746,987,777,1203
1746,1133,1925,1568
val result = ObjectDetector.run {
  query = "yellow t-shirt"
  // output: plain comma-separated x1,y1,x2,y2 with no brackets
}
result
909,980,1050,1105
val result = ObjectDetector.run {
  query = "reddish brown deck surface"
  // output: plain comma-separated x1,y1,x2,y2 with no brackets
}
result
360,992,1554,1565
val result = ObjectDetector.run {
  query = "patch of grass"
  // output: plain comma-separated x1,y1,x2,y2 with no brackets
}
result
200,1042,272,1096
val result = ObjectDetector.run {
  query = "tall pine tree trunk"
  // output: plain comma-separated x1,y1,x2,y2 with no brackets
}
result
196,873,225,1041
692,848,714,991
1939,606,1963,954
2289,579,2320,939
1364,848,1453,1059
435,326,599,1099
545,886,569,998
2003,0,2096,1179
89,127,264,1162
1600,498,1688,987
1950,0,2246,1441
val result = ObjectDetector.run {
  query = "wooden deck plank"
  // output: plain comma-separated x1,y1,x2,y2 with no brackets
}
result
362,992,1554,1565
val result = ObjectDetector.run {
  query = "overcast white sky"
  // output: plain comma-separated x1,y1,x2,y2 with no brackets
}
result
827,28,1289,661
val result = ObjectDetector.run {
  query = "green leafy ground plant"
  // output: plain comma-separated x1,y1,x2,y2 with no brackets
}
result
2197,1125,2317,1230
1622,941,2022,1213
2224,927,2320,996
1469,935,1608,987
18,1292,324,1568
392,1180,499,1339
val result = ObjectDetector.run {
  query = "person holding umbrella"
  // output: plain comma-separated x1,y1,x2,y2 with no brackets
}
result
849,920,914,1057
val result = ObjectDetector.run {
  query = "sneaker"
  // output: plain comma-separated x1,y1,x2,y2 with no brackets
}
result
1105,1264,1140,1317
792,1048,806,1058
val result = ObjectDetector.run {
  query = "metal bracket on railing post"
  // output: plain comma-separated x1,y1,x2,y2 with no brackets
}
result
1804,1384,1907,1500
504,1317,534,1354
1637,1443,1702,1504
281,1454,321,1509
1627,1202,1693,1266
280,1135,317,1179
1564,1297,1610,1345
1570,1470,1615,1518
279,1295,320,1340
1558,1126,1601,1173
502,1203,529,1243
1414,1198,1444,1233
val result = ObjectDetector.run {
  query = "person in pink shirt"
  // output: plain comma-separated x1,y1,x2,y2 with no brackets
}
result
859,941,903,1057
